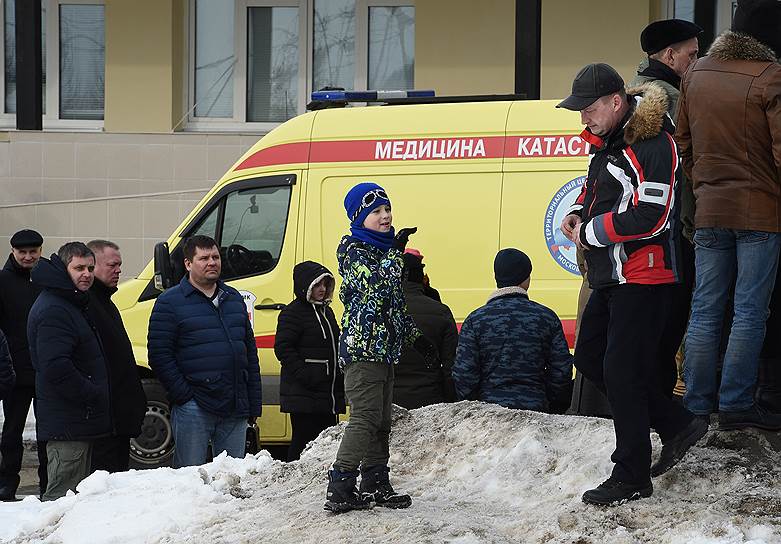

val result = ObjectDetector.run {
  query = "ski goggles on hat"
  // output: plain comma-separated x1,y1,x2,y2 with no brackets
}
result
351,189,389,222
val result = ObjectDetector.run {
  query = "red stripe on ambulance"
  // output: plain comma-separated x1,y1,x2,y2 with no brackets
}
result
234,134,586,171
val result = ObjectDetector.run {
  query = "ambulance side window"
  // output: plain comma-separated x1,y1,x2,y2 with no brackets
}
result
219,185,292,281
190,205,220,239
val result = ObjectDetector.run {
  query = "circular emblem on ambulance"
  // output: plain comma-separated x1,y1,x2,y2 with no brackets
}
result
544,176,586,276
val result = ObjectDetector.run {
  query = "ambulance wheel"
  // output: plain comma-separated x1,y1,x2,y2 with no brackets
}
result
129,379,175,469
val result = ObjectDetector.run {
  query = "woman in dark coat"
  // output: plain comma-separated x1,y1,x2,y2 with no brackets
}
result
275,261,345,461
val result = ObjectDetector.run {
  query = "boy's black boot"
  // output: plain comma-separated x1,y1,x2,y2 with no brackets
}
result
582,477,653,506
359,465,412,509
324,469,371,514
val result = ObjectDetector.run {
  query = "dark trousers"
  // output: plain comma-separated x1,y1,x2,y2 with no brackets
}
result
659,238,696,396
574,284,694,484
288,413,338,461
91,436,131,473
0,386,47,495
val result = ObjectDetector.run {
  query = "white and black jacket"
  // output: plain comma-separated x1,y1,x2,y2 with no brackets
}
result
570,83,682,290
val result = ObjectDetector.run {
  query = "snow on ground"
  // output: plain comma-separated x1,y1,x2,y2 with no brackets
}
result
1,401,780,544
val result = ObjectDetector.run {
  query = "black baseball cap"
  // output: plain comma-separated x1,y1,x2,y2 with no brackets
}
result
556,63,625,111
10,229,43,249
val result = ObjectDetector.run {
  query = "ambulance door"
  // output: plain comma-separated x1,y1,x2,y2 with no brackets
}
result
500,101,588,346
188,172,300,442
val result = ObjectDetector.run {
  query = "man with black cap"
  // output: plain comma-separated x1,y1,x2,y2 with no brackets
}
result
452,248,573,413
628,18,702,402
557,63,706,506
0,229,47,500
676,0,781,432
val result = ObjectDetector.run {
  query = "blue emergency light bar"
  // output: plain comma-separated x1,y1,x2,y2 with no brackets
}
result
310,89,436,102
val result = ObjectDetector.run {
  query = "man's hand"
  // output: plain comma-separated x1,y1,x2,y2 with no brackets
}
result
573,222,588,251
561,214,581,242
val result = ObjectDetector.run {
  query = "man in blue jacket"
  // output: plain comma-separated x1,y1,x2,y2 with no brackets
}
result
28,242,110,500
453,249,573,413
148,235,262,468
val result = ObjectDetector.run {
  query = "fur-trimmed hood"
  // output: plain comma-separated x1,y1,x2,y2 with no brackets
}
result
623,82,671,145
708,31,778,63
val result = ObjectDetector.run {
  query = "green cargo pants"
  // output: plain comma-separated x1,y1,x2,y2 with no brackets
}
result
334,361,394,472
43,440,92,501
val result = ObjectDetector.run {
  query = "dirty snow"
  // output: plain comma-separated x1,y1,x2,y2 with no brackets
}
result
1,401,780,544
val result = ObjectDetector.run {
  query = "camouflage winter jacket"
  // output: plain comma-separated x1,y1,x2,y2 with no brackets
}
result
452,287,573,412
337,236,419,367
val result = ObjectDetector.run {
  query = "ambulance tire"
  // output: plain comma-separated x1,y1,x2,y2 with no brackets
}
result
129,379,175,469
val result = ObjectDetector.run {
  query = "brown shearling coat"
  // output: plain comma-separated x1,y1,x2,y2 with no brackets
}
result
675,31,781,232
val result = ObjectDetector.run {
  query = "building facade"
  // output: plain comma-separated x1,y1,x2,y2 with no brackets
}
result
0,0,736,276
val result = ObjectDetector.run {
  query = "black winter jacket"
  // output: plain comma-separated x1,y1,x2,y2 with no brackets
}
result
28,256,111,441
569,84,682,290
0,254,42,386
89,280,147,438
148,276,262,418
394,281,458,409
275,261,345,414
0,330,14,399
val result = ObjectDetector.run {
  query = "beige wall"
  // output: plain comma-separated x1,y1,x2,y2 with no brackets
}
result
104,0,186,133
415,0,515,95
540,1,651,99
0,132,258,277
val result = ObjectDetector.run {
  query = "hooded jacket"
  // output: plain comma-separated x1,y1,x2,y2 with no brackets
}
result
0,330,14,400
394,281,458,409
336,236,420,367
453,287,573,412
0,254,42,386
27,255,111,441
274,261,345,414
148,276,262,418
88,280,147,437
676,31,781,232
569,83,682,290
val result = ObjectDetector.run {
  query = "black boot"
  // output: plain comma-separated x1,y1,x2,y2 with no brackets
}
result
719,404,781,431
582,477,653,506
324,469,371,514
650,415,708,477
0,484,18,502
359,465,412,509
756,357,781,413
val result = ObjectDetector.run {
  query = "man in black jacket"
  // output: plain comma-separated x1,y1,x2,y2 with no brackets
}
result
393,252,458,409
86,240,146,473
558,64,705,506
0,229,47,501
28,242,111,500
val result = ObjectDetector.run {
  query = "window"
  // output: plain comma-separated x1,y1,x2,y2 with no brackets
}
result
220,185,291,280
0,0,104,125
188,0,415,130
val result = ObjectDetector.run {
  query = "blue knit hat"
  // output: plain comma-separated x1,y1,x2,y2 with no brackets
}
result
344,182,391,227
494,248,532,288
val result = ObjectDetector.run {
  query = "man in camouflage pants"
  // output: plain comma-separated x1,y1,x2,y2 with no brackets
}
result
452,248,573,413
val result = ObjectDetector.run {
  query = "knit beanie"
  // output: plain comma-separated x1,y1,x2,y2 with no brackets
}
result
732,0,781,58
494,248,532,288
402,251,425,284
344,182,391,227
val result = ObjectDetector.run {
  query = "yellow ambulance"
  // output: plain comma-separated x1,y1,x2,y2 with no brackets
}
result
114,94,589,467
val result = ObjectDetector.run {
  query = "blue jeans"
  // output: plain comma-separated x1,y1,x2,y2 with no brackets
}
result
171,399,247,468
684,228,781,414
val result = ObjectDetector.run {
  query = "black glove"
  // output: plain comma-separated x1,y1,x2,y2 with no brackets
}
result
413,335,440,369
248,417,257,425
394,227,418,251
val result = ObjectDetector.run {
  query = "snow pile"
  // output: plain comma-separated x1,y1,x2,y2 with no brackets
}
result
2,402,781,544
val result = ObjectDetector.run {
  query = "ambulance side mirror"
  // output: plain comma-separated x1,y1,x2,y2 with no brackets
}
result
153,242,174,291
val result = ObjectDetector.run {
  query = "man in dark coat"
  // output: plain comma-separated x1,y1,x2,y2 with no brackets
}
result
0,331,14,401
275,261,345,461
453,249,573,413
0,229,47,501
148,235,262,468
393,252,458,409
86,240,146,473
28,242,111,501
